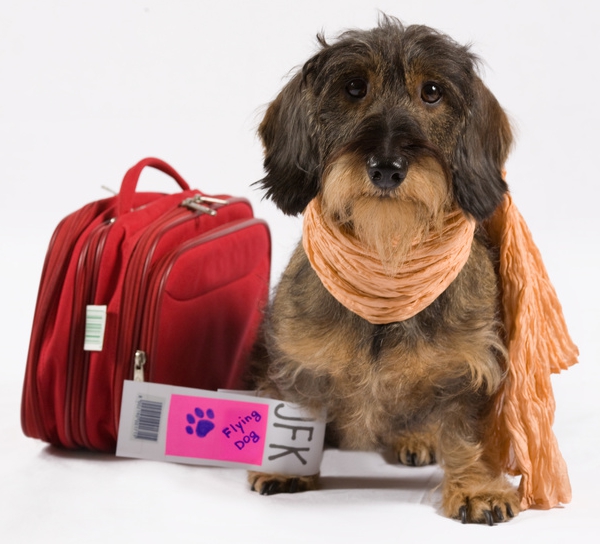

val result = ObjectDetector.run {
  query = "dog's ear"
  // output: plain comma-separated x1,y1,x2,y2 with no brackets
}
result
258,71,320,216
452,78,512,221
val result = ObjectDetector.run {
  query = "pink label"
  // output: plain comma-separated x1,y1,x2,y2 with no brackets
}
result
165,395,268,465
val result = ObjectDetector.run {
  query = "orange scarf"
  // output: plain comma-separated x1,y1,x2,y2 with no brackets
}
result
483,193,578,509
302,192,578,510
302,198,476,324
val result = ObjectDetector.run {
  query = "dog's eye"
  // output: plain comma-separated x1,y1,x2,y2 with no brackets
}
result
421,82,443,104
345,78,368,99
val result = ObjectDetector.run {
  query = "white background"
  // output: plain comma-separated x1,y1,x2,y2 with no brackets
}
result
1,0,598,542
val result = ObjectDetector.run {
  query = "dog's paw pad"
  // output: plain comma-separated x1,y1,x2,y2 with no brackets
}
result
185,407,215,438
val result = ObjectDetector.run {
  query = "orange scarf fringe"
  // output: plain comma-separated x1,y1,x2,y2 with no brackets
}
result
302,192,578,510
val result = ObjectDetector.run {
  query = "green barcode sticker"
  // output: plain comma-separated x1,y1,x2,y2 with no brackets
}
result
84,305,107,351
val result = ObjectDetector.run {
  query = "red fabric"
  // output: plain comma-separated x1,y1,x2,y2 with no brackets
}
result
21,158,271,452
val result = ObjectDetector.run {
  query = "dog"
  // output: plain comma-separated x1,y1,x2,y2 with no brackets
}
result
249,16,519,525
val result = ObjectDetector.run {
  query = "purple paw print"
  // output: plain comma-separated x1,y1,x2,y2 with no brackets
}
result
185,408,215,438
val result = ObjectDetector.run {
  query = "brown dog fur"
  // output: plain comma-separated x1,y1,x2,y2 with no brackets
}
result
249,17,519,525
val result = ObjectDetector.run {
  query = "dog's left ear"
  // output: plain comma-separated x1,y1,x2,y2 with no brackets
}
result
452,78,513,221
257,71,320,216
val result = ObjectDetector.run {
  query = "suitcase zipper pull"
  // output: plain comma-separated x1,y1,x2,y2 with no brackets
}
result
181,195,228,216
133,350,146,382
196,196,229,205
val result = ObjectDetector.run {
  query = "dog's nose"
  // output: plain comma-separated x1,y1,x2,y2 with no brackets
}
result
367,156,408,190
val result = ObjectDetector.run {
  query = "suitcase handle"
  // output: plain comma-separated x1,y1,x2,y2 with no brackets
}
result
118,157,192,216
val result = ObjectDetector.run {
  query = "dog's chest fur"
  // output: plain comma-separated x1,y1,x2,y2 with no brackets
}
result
260,236,504,451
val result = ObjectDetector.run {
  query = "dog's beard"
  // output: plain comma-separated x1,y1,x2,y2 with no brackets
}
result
321,155,451,272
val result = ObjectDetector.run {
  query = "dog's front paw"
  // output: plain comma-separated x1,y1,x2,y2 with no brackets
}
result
443,477,520,525
248,471,319,495
395,433,437,467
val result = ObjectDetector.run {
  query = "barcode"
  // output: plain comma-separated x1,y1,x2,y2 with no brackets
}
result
133,397,164,442
84,305,107,351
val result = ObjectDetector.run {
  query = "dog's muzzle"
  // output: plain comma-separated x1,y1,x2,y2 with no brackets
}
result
367,155,408,190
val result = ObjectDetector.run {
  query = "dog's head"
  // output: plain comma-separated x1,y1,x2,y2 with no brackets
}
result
258,17,512,262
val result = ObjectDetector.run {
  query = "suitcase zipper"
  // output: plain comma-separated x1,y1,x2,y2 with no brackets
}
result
79,204,196,448
181,195,227,215
133,350,146,382
114,197,215,376
66,218,114,449
115,195,231,384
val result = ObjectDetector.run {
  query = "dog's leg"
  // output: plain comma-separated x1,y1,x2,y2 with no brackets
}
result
394,425,438,467
248,471,320,495
438,411,520,524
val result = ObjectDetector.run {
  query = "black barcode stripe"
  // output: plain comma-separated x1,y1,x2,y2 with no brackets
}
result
134,398,163,441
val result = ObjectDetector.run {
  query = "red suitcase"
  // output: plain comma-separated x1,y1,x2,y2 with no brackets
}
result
21,158,271,452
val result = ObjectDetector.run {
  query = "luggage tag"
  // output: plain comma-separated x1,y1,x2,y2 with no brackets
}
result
116,380,326,476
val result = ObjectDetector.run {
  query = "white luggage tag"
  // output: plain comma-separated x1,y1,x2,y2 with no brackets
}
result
116,380,326,476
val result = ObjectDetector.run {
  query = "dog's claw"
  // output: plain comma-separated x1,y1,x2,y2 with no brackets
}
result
398,447,435,467
506,503,515,518
260,480,280,496
455,500,516,525
483,510,494,526
249,473,319,496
